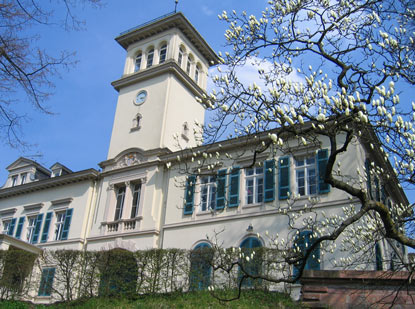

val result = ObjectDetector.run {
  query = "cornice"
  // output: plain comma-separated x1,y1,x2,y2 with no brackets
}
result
115,12,219,66
0,169,99,199
111,60,207,99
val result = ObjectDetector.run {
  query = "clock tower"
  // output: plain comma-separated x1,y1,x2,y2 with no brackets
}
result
107,12,219,160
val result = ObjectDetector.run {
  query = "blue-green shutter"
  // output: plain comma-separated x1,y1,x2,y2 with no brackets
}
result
374,177,380,201
216,169,227,210
38,267,56,296
381,186,386,204
15,217,25,239
31,213,44,244
264,160,275,202
41,212,53,243
365,159,373,199
317,149,330,194
279,156,290,200
229,167,240,207
61,208,73,240
7,218,16,236
184,176,196,215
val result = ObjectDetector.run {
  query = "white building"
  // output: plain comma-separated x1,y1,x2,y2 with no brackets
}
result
0,12,408,303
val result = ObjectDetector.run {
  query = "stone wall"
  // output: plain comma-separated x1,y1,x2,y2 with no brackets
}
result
300,270,415,308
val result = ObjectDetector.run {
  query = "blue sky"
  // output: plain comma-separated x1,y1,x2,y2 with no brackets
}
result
1,0,414,204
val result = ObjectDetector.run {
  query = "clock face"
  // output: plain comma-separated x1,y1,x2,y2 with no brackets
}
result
134,90,147,105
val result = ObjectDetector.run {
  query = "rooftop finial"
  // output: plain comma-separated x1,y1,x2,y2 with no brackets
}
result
174,0,179,13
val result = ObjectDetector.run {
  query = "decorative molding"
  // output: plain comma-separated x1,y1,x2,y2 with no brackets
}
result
51,197,73,206
23,203,44,211
0,208,17,216
114,152,143,170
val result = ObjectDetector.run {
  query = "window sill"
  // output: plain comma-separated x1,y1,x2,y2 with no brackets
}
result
243,203,262,209
196,210,215,217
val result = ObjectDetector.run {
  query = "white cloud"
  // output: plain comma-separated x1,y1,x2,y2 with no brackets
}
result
201,5,214,16
207,56,305,93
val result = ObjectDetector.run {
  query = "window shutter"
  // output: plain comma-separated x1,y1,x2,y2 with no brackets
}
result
228,167,240,207
216,169,227,210
7,218,16,236
41,212,53,243
264,160,275,202
15,217,25,239
31,213,44,244
317,149,330,194
374,177,380,201
381,186,386,204
278,156,290,200
61,208,73,240
375,243,383,270
184,176,196,215
365,159,373,199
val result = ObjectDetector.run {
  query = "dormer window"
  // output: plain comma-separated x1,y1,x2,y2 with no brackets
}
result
11,176,17,187
20,173,27,185
52,170,61,177
146,48,154,68
135,52,142,72
159,44,167,64
178,47,185,67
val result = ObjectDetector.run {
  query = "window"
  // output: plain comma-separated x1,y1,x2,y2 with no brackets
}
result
239,237,262,287
195,65,200,83
293,230,320,279
11,175,17,187
159,44,167,63
375,242,383,270
146,48,154,68
114,186,126,221
295,156,317,196
20,173,27,185
130,183,141,218
26,216,36,242
200,176,216,212
245,167,264,204
2,220,10,234
54,212,65,241
186,56,192,75
134,52,142,72
189,243,213,290
178,47,184,67
38,268,55,296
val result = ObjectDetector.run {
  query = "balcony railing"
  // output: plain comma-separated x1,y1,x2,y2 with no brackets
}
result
102,217,143,234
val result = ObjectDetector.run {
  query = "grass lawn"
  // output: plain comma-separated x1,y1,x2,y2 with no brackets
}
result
0,290,302,308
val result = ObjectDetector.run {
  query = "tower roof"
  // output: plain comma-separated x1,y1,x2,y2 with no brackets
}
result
115,12,219,66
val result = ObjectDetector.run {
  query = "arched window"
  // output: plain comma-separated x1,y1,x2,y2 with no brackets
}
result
189,243,213,290
134,52,142,72
186,55,193,75
239,237,262,287
195,64,201,84
178,46,185,67
146,48,154,68
375,242,383,270
159,44,167,64
293,230,320,279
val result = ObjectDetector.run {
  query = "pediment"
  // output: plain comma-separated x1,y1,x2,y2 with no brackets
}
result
6,157,37,171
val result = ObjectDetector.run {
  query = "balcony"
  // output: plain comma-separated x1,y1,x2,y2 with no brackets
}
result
102,217,143,234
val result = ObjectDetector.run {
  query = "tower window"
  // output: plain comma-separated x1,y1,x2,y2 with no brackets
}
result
130,183,142,218
195,65,201,84
159,44,167,64
146,48,154,68
186,56,192,75
135,52,142,72
178,47,184,67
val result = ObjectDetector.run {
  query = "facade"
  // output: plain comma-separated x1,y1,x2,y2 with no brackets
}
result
0,12,408,303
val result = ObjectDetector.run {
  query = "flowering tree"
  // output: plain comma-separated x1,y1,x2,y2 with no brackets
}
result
172,0,415,291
